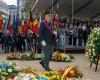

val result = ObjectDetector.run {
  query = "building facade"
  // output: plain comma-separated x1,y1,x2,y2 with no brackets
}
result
7,5,17,21
17,0,26,18
0,0,9,20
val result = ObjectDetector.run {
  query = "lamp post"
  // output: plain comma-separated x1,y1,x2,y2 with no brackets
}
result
72,0,74,24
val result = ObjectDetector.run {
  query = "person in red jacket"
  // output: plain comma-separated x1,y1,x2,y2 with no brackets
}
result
7,23,14,52
18,20,26,52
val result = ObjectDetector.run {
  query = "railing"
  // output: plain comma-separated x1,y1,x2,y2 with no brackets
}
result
57,34,85,50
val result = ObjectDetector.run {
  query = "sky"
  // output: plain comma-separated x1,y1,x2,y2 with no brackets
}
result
3,0,17,6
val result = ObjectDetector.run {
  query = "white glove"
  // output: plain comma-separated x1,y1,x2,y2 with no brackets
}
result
28,30,33,34
42,40,46,46
53,31,57,35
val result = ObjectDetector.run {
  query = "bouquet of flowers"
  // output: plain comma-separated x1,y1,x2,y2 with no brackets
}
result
37,65,83,80
20,67,36,74
0,62,19,80
38,71,62,80
61,65,83,80
20,52,35,60
7,53,20,60
14,73,38,80
52,52,72,62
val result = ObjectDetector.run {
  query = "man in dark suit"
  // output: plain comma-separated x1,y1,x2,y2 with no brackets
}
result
39,11,57,71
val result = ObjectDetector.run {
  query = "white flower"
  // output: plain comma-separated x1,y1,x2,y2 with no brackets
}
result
9,62,13,65
26,53,30,57
92,49,95,52
2,77,6,80
93,45,95,47
30,74,36,78
15,66,19,70
8,69,12,73
14,76,18,80
0,68,2,73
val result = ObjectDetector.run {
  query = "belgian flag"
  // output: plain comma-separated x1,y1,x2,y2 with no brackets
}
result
0,15,3,32
30,10,33,23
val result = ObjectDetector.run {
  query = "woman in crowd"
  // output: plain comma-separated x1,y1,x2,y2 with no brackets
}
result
82,23,88,46
68,23,74,46
78,23,83,46
73,23,78,46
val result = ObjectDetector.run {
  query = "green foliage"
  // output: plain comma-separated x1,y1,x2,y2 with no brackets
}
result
23,0,37,14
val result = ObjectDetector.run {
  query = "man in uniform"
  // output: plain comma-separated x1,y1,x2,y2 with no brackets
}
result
39,11,57,71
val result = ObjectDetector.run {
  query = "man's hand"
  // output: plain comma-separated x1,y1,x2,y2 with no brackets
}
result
42,40,46,46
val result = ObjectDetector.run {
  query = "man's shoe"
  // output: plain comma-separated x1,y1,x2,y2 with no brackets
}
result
39,61,45,69
39,61,52,71
45,67,52,71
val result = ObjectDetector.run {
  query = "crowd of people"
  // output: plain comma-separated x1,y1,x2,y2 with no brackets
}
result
57,19,96,47
0,13,99,53
0,15,40,53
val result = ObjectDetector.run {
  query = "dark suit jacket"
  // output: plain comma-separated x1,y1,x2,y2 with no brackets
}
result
39,21,54,45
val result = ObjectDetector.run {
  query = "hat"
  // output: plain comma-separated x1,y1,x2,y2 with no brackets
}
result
44,10,53,15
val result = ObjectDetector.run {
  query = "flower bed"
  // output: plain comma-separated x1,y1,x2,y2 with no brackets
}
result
0,62,19,80
7,52,74,62
0,62,83,80
15,66,83,80
14,65,83,80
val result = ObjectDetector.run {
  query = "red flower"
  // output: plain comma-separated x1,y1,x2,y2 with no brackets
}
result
66,74,70,78
73,65,78,69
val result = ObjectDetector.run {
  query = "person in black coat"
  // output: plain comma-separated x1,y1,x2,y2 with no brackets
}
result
39,11,56,71
78,23,83,46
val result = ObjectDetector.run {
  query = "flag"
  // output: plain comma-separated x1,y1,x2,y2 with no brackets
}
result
53,14,60,31
33,18,39,35
8,22,13,36
16,16,21,33
30,10,33,23
54,14,60,26
8,15,11,29
30,10,34,30
26,16,30,32
18,20,26,36
13,15,16,33
5,18,9,32
0,15,3,32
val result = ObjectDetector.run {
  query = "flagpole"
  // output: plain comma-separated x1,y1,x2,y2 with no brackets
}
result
52,0,54,12
72,0,74,24
51,0,54,29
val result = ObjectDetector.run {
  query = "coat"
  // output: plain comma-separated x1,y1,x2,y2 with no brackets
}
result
39,21,54,45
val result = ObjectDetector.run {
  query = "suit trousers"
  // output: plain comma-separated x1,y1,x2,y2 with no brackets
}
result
41,44,53,68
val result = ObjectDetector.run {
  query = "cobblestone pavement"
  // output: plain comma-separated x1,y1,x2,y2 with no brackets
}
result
0,53,99,80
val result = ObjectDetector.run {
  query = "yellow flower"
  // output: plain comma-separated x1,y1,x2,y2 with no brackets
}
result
66,78,71,80
51,75,56,79
70,69,74,74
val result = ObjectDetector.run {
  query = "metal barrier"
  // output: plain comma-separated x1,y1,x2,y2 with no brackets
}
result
57,34,85,50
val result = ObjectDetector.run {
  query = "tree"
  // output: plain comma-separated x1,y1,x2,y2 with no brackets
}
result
23,0,37,15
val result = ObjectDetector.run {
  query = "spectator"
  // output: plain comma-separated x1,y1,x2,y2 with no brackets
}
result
73,24,78,46
78,23,83,46
68,23,74,46
82,23,88,46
